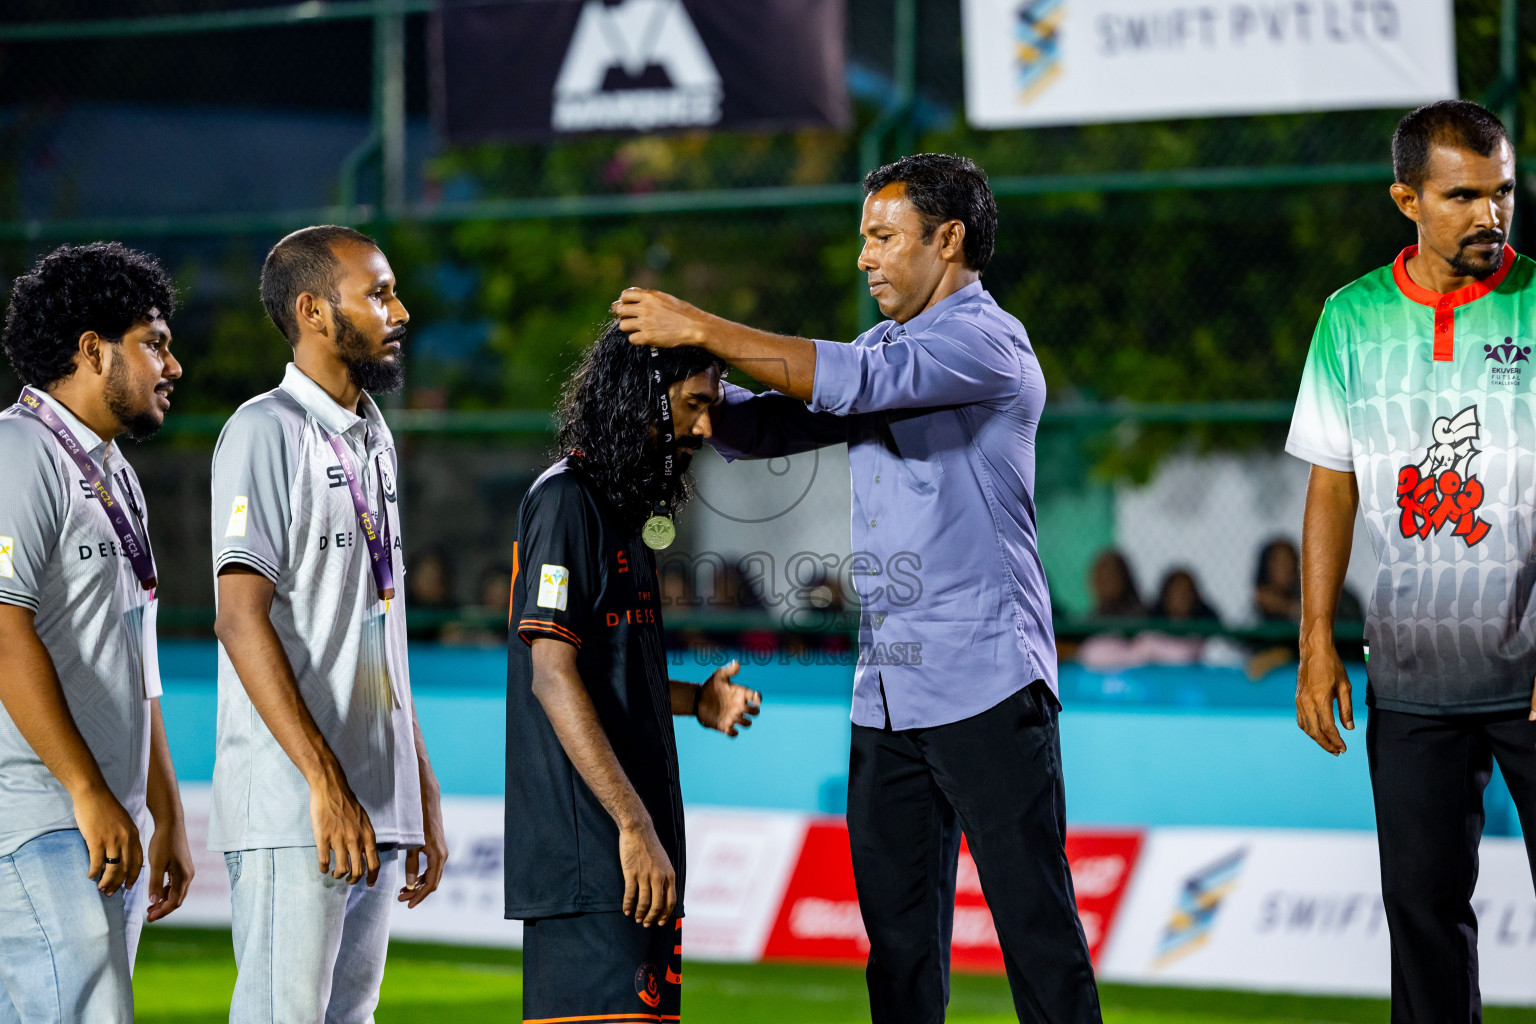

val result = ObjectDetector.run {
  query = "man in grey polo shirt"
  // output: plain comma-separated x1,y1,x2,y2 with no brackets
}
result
0,242,195,1022
210,225,447,1022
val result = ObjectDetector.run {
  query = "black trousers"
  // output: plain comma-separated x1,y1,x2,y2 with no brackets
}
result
847,682,1102,1024
1367,705,1536,1024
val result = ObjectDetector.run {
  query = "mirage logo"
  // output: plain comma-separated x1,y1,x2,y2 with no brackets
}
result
1485,337,1531,388
553,0,722,133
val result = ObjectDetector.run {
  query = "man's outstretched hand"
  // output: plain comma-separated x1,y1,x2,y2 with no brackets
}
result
696,660,762,737
612,288,712,349
1296,640,1354,755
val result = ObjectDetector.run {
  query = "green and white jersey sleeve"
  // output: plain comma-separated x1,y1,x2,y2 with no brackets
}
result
1286,306,1354,473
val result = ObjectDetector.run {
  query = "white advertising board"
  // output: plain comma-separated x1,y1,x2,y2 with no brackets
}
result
962,0,1457,128
1099,827,1536,1005
166,788,521,946
161,788,803,958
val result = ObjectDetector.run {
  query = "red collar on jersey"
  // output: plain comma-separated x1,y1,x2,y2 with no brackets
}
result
1392,244,1517,362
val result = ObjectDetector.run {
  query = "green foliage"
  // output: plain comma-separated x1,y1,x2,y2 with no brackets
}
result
371,205,861,410
0,0,1530,470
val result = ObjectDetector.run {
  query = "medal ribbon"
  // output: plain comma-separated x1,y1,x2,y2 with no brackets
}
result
19,388,157,591
324,432,395,601
649,348,675,525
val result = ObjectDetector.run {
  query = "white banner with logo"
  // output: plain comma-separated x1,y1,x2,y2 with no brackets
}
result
163,787,801,956
161,792,1536,1005
1099,827,1536,1004
961,0,1456,128
168,788,522,946
436,0,848,141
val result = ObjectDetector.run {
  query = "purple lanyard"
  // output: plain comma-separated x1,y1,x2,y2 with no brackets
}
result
649,349,675,517
324,432,395,601
19,388,157,591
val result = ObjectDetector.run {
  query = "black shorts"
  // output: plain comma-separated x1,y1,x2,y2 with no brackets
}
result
522,912,682,1023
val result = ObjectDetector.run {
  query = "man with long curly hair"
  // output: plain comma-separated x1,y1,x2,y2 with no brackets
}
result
504,323,762,1023
0,242,195,1021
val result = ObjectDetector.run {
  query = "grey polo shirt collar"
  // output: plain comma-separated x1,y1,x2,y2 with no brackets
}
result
277,363,388,454
31,388,112,462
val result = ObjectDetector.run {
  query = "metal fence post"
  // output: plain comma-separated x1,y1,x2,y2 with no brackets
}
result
1500,0,1518,149
856,0,919,330
377,0,408,216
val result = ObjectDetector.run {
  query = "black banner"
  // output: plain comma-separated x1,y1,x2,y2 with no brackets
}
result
434,0,848,141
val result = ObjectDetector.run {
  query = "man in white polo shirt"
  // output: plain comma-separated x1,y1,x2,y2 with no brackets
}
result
0,242,195,1022
210,226,447,1023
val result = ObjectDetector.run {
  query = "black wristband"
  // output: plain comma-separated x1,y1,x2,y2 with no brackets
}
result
691,683,704,720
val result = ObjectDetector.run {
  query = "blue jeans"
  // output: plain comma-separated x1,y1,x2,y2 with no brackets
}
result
226,846,400,1024
0,829,146,1024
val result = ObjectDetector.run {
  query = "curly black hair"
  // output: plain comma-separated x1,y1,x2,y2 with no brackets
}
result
2,242,176,389
555,322,724,536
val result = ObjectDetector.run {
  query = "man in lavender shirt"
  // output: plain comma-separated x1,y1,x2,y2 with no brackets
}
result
614,154,1100,1024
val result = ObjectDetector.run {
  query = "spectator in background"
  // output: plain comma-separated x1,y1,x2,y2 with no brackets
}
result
1248,539,1304,678
658,563,698,611
476,562,513,616
1152,568,1218,623
1254,538,1302,621
658,563,713,658
406,546,456,641
442,561,513,646
1080,566,1228,672
407,547,456,610
1089,548,1146,619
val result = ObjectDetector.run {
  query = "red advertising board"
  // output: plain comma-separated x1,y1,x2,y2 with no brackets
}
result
761,820,1143,971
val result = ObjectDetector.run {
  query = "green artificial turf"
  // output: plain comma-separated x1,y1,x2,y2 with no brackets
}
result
133,927,1536,1023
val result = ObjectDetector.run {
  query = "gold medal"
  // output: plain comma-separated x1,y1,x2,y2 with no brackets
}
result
642,515,676,550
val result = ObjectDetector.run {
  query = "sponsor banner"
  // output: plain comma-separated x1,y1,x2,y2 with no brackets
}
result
677,807,808,961
435,0,848,141
961,0,1456,128
167,787,521,946
760,821,1143,969
162,787,798,956
1099,827,1536,1005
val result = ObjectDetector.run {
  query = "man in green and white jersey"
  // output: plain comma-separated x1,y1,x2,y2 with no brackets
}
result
1288,100,1534,1022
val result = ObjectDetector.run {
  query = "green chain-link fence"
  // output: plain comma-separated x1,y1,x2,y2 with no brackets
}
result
0,0,1531,658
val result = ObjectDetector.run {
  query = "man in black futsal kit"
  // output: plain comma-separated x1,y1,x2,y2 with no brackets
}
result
504,324,763,1023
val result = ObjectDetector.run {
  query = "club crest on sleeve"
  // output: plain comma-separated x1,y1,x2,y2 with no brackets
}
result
0,536,13,578
225,496,249,538
537,564,569,611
